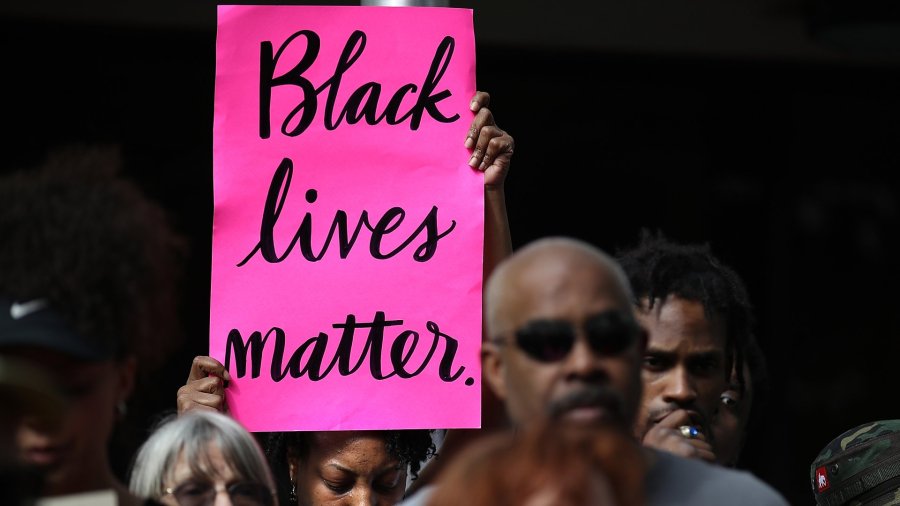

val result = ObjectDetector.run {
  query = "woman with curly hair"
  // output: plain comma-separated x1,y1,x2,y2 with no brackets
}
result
0,145,186,505
263,429,435,506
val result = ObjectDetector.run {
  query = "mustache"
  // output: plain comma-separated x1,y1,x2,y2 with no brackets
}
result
547,387,624,420
647,404,709,428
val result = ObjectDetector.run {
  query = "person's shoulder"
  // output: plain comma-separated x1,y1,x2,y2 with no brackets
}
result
646,449,789,506
398,484,437,506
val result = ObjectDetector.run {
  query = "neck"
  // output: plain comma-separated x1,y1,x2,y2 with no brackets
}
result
42,464,121,498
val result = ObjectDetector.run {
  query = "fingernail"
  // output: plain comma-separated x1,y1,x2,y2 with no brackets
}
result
469,155,479,168
464,137,474,149
470,100,478,111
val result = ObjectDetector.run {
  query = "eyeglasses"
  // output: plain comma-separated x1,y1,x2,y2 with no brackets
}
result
502,311,642,363
164,480,274,506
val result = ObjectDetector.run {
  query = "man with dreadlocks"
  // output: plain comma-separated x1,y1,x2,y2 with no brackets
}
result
616,230,764,468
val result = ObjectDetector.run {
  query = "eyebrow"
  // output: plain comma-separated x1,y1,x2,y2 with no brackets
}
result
326,463,356,475
326,463,402,475
644,348,724,363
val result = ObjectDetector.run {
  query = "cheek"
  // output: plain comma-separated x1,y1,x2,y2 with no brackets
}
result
713,414,740,452
507,361,554,399
158,496,180,506
299,473,329,502
697,378,729,413
61,397,117,460
382,485,406,503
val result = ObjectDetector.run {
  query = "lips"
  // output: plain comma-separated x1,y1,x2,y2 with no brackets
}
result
22,443,68,468
650,408,707,432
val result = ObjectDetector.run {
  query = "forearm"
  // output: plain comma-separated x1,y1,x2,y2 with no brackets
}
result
484,184,512,281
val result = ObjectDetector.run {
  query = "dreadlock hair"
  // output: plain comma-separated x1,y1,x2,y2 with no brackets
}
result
741,331,769,448
0,143,187,371
615,229,756,392
264,429,436,505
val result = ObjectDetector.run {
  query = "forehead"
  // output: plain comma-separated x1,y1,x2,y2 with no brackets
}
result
171,443,236,483
492,251,631,334
1,347,111,381
637,296,726,350
310,431,396,462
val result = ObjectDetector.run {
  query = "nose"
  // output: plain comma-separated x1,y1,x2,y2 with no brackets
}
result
661,366,697,406
563,334,605,380
213,485,233,506
351,486,377,506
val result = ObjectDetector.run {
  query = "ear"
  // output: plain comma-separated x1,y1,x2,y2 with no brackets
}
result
481,342,508,401
115,355,137,403
288,459,296,484
286,446,299,483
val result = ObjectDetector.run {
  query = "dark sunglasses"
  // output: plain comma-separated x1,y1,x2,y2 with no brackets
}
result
165,480,274,506
510,311,642,363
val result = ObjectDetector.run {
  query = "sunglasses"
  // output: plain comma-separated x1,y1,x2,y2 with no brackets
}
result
508,311,642,363
165,480,274,506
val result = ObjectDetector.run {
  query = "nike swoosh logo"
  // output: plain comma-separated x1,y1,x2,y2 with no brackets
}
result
10,299,48,320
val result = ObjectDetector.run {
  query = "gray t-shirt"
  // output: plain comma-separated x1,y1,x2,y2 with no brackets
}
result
400,450,790,506
644,449,790,506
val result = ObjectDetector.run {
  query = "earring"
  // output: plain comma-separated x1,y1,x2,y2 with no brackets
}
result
290,482,297,505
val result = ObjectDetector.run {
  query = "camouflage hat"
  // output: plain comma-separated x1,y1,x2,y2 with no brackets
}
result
811,420,900,506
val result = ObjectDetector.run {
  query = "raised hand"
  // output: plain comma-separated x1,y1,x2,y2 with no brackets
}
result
176,355,231,415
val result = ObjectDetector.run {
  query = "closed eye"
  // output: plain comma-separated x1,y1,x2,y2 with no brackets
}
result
323,480,352,494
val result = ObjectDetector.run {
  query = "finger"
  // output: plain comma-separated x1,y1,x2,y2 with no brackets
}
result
469,123,500,169
176,387,226,414
185,376,226,395
465,104,495,150
187,355,231,384
641,429,699,459
655,409,694,429
177,396,224,415
470,90,491,112
478,129,515,173
657,431,716,461
686,442,717,462
178,390,225,409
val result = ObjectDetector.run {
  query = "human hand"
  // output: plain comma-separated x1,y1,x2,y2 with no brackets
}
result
465,91,514,190
641,409,716,462
176,356,231,415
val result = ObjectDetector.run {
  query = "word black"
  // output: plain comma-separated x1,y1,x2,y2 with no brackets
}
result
259,29,459,138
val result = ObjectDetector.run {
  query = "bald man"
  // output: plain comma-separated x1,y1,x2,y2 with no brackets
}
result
475,237,787,506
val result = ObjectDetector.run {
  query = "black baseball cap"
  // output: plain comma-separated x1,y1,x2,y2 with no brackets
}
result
0,298,115,361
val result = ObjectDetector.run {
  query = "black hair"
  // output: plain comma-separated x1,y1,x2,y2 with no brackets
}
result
0,144,187,369
742,332,769,444
615,229,756,391
263,429,437,505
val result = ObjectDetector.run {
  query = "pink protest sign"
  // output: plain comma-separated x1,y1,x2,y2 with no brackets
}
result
211,5,481,431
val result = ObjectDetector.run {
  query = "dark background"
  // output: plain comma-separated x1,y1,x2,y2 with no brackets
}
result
2,2,899,504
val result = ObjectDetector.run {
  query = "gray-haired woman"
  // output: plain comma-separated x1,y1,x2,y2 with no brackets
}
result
129,411,278,506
